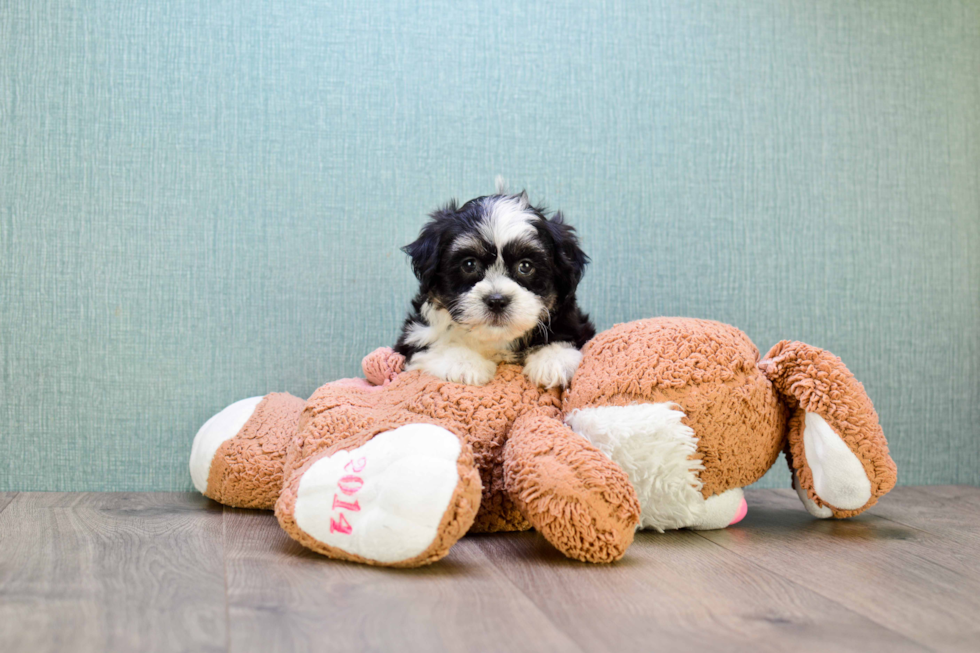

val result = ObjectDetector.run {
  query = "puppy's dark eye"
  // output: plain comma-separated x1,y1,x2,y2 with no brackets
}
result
517,260,534,276
461,258,480,274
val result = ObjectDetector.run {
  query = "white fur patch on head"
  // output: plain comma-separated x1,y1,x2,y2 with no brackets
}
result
565,403,708,532
523,342,582,388
449,233,485,254
494,175,508,194
479,195,535,253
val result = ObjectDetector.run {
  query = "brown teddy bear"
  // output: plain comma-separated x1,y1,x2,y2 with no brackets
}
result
190,317,896,566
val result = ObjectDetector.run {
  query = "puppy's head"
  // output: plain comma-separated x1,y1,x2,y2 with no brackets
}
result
403,192,589,341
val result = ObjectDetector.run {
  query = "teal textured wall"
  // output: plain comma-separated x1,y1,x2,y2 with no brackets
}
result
1,1,978,491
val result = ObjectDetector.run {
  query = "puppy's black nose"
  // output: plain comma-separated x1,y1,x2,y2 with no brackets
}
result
484,293,510,313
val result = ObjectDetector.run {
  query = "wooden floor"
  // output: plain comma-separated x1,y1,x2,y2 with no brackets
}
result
1,487,978,653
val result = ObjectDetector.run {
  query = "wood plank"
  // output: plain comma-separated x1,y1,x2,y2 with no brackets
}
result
223,507,581,653
0,493,227,653
870,486,980,549
782,487,980,581
696,488,980,652
474,529,925,653
916,484,980,508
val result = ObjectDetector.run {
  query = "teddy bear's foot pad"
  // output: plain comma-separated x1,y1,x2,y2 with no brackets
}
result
802,412,873,512
794,470,832,518
292,424,464,564
190,396,264,494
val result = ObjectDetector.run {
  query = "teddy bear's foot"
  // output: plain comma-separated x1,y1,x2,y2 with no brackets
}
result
190,393,307,509
277,424,482,567
190,396,264,494
788,412,873,518
793,469,832,518
762,340,897,518
689,488,748,530
800,412,872,511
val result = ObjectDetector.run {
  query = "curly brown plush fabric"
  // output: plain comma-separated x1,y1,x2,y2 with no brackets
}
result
504,413,640,562
565,318,786,497
194,316,896,567
564,318,895,519
200,360,639,565
206,392,305,509
278,364,566,533
275,421,484,567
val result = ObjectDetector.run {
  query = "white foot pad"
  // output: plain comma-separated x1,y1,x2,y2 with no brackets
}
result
803,413,872,511
294,424,462,564
190,396,264,494
794,470,833,518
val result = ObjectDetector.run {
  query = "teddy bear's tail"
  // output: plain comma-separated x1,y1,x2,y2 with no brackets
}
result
759,341,897,519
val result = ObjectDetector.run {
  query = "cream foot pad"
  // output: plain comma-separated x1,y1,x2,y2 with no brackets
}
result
190,396,264,494
803,412,873,512
293,424,462,564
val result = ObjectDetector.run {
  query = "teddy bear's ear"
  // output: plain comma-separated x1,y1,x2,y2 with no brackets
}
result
401,200,457,293
541,211,590,300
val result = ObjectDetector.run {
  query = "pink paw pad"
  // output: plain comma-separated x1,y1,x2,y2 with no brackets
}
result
729,497,748,526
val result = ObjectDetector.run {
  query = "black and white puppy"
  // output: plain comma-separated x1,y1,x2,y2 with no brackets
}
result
394,189,595,388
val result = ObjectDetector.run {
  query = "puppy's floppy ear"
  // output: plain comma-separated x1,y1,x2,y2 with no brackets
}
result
541,211,589,300
401,201,456,293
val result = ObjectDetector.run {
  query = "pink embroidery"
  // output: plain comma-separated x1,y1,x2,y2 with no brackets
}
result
329,513,353,535
337,475,364,496
332,495,361,512
344,457,367,473
330,458,368,535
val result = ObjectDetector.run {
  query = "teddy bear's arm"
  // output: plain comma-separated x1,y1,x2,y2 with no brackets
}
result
362,347,405,386
502,410,641,563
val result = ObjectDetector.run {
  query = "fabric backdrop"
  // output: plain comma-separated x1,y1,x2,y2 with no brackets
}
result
1,0,978,491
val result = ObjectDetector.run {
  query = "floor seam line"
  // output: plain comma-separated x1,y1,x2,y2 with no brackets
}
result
0,492,19,517
222,504,232,653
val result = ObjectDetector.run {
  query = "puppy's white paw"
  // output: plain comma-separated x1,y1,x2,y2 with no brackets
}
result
523,342,583,388
407,346,498,386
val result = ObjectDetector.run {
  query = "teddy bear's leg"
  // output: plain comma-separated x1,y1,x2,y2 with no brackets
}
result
565,403,748,532
275,423,482,567
502,412,641,563
190,392,306,509
761,341,898,518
